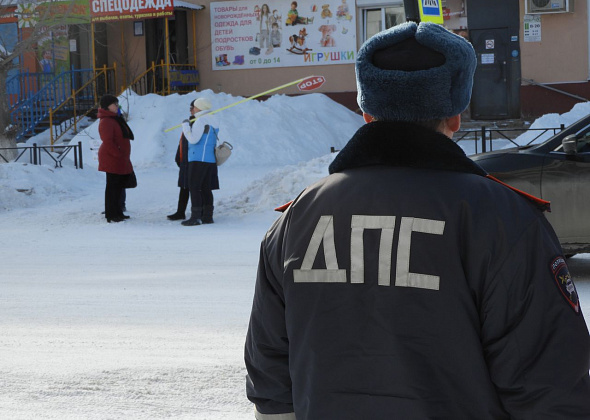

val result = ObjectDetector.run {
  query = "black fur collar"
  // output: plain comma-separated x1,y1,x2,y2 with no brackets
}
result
329,121,487,177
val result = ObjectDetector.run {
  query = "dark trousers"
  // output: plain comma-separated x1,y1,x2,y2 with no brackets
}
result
177,187,190,213
105,173,128,219
188,161,215,209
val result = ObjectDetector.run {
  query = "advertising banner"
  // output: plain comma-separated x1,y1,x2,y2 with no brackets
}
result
210,0,356,70
37,24,70,74
90,0,174,23
0,6,18,24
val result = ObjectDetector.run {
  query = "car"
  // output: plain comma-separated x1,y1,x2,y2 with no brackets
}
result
470,113,590,255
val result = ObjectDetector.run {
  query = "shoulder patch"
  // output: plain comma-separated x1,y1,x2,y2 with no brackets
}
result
274,200,293,212
550,256,580,314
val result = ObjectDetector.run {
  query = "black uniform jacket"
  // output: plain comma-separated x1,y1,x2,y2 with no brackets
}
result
245,121,590,420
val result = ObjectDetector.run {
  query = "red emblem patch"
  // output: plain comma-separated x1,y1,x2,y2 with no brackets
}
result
550,256,580,314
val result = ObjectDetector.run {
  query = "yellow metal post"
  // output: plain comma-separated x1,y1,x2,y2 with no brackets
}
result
113,62,118,94
192,11,197,70
160,59,165,95
91,22,97,104
50,111,54,145
152,61,156,94
72,89,77,134
165,17,170,95
120,22,126,91
103,64,108,93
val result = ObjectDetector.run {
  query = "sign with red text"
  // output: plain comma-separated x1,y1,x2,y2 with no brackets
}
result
210,0,356,70
90,0,174,23
297,75,325,91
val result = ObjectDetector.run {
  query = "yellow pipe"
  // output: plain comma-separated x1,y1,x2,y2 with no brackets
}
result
91,22,96,103
121,21,126,91
164,76,314,132
165,17,170,95
192,11,197,71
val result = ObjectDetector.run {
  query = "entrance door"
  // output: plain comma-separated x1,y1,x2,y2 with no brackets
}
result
470,28,510,119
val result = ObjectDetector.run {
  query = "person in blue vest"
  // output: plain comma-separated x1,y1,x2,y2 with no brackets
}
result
180,98,219,226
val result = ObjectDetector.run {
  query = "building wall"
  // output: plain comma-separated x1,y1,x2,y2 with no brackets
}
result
518,0,590,117
519,0,588,83
192,0,357,98
105,21,148,87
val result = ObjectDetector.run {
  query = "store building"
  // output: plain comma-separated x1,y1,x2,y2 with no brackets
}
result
2,0,589,119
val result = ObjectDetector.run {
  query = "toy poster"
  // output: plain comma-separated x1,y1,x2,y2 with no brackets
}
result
210,0,356,70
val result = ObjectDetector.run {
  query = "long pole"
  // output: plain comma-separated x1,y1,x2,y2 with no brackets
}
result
163,76,312,133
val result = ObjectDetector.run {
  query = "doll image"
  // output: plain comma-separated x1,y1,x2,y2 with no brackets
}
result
286,1,314,25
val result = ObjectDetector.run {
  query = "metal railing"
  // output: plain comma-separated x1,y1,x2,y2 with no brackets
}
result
454,124,565,153
49,65,116,145
10,69,94,141
9,67,117,142
330,125,566,155
7,71,55,110
126,60,199,96
0,142,83,169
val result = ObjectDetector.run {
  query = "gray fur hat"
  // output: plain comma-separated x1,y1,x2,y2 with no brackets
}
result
356,22,476,122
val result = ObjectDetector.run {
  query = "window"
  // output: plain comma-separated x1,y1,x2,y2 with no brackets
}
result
362,6,405,43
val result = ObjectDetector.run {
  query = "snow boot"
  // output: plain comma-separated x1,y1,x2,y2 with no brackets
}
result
168,189,189,220
167,212,185,220
202,205,214,224
181,207,203,226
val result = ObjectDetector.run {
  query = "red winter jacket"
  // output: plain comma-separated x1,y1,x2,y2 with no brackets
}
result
97,108,133,175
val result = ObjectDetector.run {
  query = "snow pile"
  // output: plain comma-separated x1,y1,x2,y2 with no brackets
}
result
512,101,590,147
72,90,363,169
4,90,363,214
218,154,335,215
0,163,101,211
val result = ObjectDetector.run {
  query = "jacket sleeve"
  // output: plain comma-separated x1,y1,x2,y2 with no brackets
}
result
481,216,590,419
182,118,207,145
245,234,295,418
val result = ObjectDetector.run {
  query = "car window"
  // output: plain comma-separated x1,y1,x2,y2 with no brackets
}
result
578,135,590,153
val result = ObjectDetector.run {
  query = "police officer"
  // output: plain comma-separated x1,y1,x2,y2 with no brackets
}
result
245,22,590,419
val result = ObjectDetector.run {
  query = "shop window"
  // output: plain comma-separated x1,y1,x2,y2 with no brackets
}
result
361,6,405,43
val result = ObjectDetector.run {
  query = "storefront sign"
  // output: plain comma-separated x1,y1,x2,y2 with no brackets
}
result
210,0,356,71
90,0,174,22
0,6,18,24
169,69,200,87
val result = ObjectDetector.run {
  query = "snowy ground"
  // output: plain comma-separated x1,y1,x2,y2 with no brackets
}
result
1,91,590,419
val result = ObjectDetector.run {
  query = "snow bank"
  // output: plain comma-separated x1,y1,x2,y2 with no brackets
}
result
71,90,363,168
512,101,590,147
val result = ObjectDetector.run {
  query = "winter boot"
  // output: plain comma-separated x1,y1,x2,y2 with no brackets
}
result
181,207,203,226
168,189,189,220
167,212,185,220
202,205,214,224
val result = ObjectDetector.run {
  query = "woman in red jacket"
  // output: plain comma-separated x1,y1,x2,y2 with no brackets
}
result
97,94,135,223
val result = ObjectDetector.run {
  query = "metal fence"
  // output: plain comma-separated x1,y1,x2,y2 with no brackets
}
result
0,142,83,169
454,124,565,154
331,124,566,154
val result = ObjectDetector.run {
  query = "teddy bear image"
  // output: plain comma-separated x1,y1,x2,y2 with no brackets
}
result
318,24,336,47
321,4,332,19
